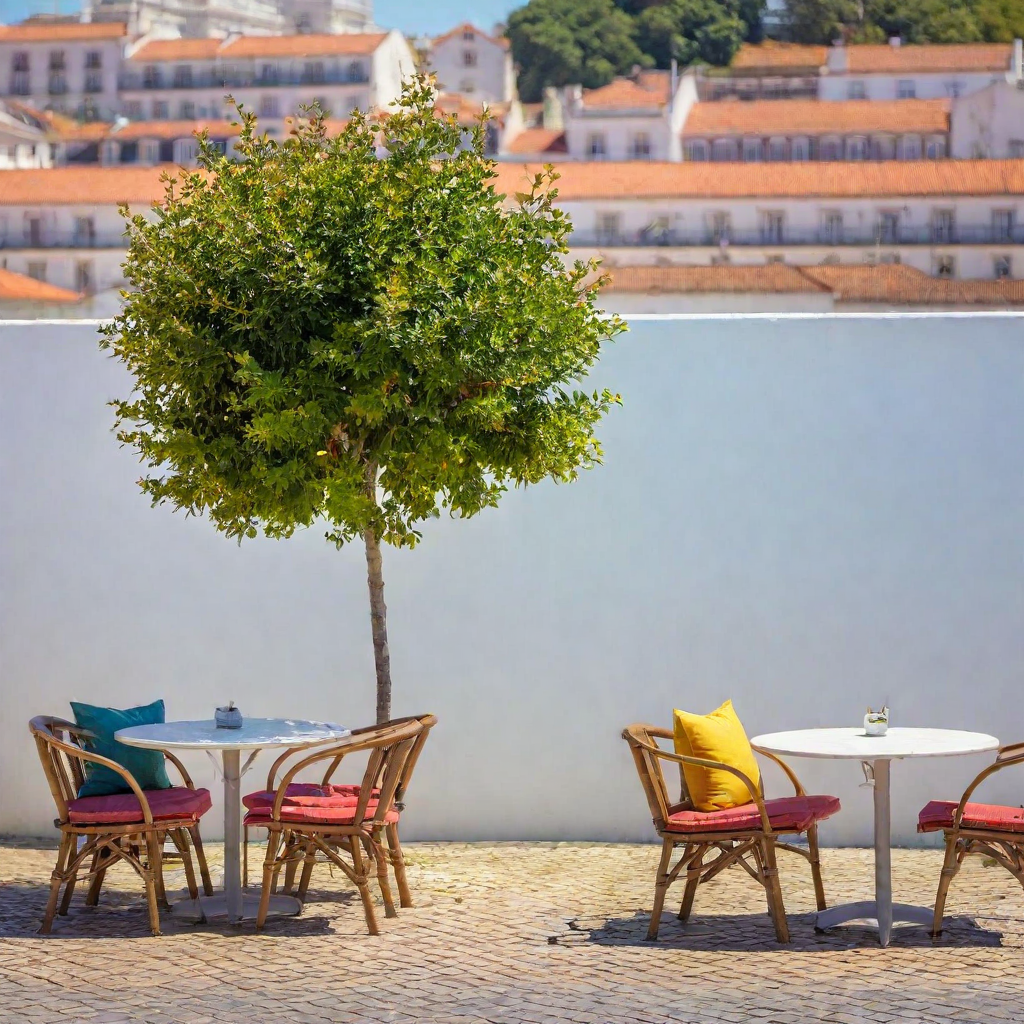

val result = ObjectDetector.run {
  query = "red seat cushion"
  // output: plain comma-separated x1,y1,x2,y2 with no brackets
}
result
68,786,212,825
918,800,1024,834
242,783,371,812
665,794,841,834
242,784,394,826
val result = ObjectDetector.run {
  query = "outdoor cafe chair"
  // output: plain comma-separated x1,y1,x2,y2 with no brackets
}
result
243,713,436,908
243,717,425,933
623,723,840,942
29,715,214,935
919,740,1024,936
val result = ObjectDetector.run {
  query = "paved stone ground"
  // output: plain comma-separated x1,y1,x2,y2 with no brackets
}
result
1,838,1022,1023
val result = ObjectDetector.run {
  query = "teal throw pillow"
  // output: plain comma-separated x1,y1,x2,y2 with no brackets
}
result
70,699,173,798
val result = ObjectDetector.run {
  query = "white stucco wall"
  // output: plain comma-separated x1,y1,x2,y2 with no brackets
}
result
428,30,512,104
819,70,1005,102
2,316,1022,847
951,80,1024,158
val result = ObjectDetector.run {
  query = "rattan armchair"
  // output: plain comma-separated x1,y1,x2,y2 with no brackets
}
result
919,740,1024,936
29,716,213,935
623,723,840,942
244,717,425,933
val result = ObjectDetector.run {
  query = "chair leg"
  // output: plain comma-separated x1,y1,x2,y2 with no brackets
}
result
647,838,675,941
187,825,214,896
370,835,397,919
679,844,703,921
172,829,199,901
242,825,249,889
59,845,83,916
40,833,73,934
296,839,318,901
85,844,114,907
350,836,380,936
256,830,282,931
932,834,961,937
806,823,827,912
143,833,163,935
386,823,413,909
760,837,790,943
283,837,302,895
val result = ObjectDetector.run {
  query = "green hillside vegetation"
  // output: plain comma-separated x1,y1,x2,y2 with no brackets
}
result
506,0,1024,101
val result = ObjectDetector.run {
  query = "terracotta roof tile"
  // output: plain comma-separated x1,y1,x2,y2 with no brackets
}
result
432,22,510,51
492,159,1024,200
581,71,671,110
0,22,126,42
730,43,828,72
605,264,825,294
0,267,82,303
221,32,388,59
847,44,1012,74
435,92,509,124
128,38,223,62
505,127,567,155
0,165,172,205
800,264,1024,305
683,98,949,137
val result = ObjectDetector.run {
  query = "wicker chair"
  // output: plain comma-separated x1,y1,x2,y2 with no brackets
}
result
243,713,436,908
29,715,214,935
623,723,840,942
919,740,1024,936
244,717,425,933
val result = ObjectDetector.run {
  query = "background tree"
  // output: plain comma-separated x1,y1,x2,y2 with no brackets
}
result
783,0,862,43
101,79,624,723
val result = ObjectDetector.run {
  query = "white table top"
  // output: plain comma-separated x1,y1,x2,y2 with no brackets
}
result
751,727,999,761
116,718,350,751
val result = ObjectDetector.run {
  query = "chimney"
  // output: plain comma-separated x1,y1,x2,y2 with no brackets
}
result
1013,38,1023,82
629,63,642,83
826,39,847,73
889,36,901,48
670,58,678,110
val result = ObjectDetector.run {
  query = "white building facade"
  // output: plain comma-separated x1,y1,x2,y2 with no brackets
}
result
951,77,1024,159
426,23,514,104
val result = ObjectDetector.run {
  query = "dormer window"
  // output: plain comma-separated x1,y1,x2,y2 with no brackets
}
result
463,29,475,42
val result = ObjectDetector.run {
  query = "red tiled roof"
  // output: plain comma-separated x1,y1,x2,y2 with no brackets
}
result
730,43,828,72
847,44,1011,74
605,264,825,294
682,98,949,136
0,165,172,205
581,71,671,110
0,22,125,42
432,22,510,51
492,159,1024,200
221,32,388,59
434,92,509,125
128,38,223,62
801,264,1024,305
0,267,82,303
505,127,567,155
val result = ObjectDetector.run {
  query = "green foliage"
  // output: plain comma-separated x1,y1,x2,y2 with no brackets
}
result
508,0,765,100
784,0,862,43
101,78,624,552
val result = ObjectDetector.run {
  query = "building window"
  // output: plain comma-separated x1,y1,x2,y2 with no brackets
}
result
596,212,621,243
463,50,477,67
899,134,921,160
12,51,29,72
871,135,895,160
75,260,94,292
820,211,843,245
48,50,65,71
49,72,67,95
347,60,363,82
926,136,946,159
124,100,142,118
173,65,193,88
27,261,47,281
847,136,867,161
708,211,731,244
847,80,865,99
632,132,651,159
877,211,900,244
85,50,102,70
931,209,955,243
820,137,841,161
933,255,955,278
587,133,606,159
760,211,784,244
180,101,196,119
260,63,279,85
463,29,475,41
304,61,325,84
684,140,708,161
711,139,736,161
768,138,787,161
743,137,762,162
143,65,161,89
153,100,169,118
25,217,43,247
1009,140,1024,158
944,79,962,98
897,79,915,98
791,137,809,161
11,71,30,96
992,209,1015,242
85,71,103,94
259,96,279,118
73,216,95,246
994,255,1012,279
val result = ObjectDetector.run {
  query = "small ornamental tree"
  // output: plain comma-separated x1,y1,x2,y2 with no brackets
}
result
101,77,624,723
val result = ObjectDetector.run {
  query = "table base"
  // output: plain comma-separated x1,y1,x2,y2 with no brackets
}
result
170,893,302,924
815,901,933,939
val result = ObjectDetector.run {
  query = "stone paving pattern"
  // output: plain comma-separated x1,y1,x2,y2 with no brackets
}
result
1,839,1022,1023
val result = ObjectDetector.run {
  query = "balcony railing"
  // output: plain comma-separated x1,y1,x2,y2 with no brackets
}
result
0,231,127,250
570,226,1024,247
119,69,370,90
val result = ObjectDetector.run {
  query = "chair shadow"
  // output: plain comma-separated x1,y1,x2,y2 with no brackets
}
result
568,909,1005,951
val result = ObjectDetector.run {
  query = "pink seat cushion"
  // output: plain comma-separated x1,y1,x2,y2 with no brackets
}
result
242,784,394,826
918,800,1024,834
665,794,841,834
68,786,212,825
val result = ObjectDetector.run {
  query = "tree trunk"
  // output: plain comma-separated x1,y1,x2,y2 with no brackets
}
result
363,465,392,724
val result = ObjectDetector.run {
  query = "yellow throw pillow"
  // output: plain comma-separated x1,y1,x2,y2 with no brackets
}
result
673,700,762,812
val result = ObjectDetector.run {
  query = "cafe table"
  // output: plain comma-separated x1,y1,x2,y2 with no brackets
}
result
117,717,349,924
750,727,998,946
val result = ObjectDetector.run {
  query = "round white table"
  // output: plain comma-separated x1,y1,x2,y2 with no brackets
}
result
116,718,349,924
750,727,998,947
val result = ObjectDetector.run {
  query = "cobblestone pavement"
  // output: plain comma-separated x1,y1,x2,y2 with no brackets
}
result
1,839,1022,1023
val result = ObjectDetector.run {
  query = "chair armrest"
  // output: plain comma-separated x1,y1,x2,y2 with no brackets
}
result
161,749,195,790
628,736,771,831
754,748,807,797
951,749,1024,828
